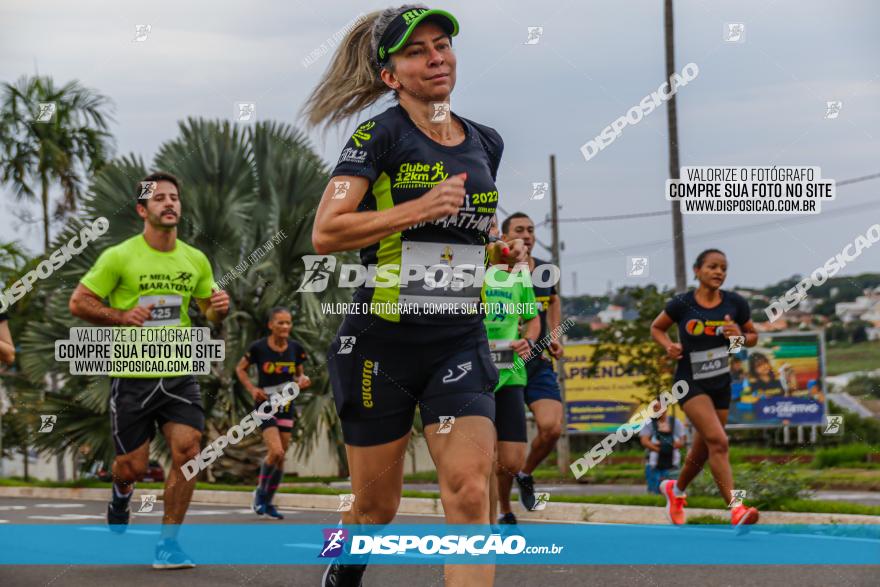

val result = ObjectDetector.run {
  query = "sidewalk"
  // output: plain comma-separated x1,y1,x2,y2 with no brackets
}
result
1,485,878,525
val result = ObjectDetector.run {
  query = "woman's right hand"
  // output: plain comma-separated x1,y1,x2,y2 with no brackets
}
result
251,388,268,403
418,173,467,221
666,343,683,360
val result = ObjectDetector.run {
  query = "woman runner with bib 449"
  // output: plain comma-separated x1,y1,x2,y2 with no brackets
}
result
650,249,760,528
304,5,525,587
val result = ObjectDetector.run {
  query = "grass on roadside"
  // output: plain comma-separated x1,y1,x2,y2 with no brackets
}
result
826,340,880,376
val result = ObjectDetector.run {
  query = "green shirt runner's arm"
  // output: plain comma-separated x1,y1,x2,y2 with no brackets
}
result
72,248,151,326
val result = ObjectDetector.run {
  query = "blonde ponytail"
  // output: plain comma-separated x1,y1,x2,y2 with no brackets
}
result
302,5,429,130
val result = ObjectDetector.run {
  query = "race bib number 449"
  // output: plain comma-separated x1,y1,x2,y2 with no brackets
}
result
689,347,730,380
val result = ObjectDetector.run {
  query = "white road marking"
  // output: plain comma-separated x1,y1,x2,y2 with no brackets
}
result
34,503,86,508
0,506,27,511
80,527,159,535
28,514,105,520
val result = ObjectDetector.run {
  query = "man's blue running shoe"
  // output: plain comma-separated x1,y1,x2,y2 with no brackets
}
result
153,539,195,570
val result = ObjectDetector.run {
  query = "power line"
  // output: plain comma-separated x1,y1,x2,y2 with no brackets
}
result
558,210,670,223
563,198,880,265
837,172,880,186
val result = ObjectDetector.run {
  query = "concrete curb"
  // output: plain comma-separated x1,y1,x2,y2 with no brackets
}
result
1,486,878,525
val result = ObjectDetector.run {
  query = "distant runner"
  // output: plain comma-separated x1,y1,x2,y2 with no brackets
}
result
235,307,311,520
650,248,760,528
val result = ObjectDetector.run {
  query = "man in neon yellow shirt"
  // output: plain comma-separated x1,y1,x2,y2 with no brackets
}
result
69,172,229,569
483,220,539,525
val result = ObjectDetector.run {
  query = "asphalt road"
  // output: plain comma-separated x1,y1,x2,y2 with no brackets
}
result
0,497,877,587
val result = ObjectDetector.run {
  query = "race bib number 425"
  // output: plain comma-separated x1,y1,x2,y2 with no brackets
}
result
139,295,182,327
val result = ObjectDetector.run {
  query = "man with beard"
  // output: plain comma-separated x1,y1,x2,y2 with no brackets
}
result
69,172,229,569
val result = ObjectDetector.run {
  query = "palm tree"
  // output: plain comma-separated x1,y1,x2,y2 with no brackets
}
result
0,240,36,479
0,75,113,251
19,118,354,480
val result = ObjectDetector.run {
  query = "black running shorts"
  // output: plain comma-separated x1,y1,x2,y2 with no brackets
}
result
678,381,732,410
494,385,527,443
253,396,298,433
327,313,498,447
109,376,205,455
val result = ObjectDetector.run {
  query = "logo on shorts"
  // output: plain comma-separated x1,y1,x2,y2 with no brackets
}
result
38,415,57,433
337,494,356,512
436,416,455,434
442,362,472,384
361,359,374,408
728,336,745,353
138,494,157,513
319,528,348,558
297,255,337,293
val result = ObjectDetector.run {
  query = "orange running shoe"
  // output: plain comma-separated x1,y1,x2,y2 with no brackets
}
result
660,479,687,525
731,503,759,528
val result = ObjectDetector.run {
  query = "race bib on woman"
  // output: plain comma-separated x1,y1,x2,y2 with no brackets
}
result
689,347,729,380
398,242,485,310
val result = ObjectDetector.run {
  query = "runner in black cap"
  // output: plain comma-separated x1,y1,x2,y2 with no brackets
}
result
304,5,523,586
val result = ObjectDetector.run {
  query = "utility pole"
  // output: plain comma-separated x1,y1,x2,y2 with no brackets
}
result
665,0,687,292
549,154,570,474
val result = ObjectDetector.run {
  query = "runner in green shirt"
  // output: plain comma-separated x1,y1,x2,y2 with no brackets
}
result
69,172,229,569
483,218,539,525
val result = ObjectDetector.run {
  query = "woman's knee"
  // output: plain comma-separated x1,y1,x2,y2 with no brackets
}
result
704,432,729,455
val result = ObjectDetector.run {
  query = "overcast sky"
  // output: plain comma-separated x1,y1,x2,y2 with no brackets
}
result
2,0,878,296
